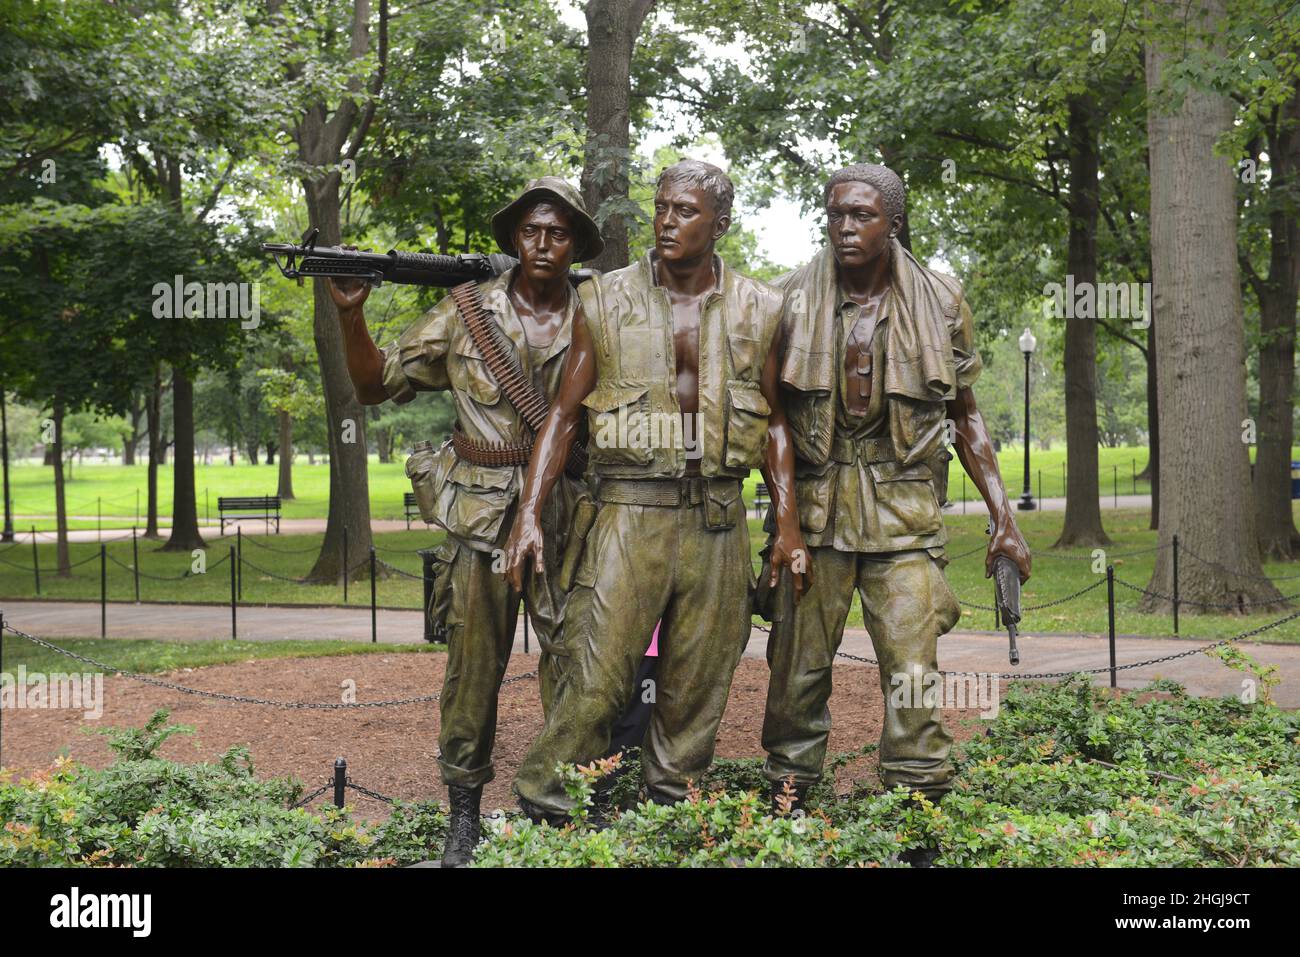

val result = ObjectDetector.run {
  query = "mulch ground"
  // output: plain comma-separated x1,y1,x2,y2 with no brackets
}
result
1,652,992,822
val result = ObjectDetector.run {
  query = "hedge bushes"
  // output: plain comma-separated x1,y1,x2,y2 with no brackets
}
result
2,676,1297,867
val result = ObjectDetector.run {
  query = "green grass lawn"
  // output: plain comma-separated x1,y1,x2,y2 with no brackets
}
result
4,507,1300,644
4,444,1182,529
5,458,419,528
0,634,443,679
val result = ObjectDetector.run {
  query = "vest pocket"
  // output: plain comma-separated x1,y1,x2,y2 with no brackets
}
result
793,464,836,533
869,460,942,538
723,379,771,470
406,441,455,524
434,458,517,545
584,383,655,466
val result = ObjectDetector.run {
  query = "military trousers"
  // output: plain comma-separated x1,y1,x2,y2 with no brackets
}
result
761,546,962,798
513,478,754,813
433,537,568,790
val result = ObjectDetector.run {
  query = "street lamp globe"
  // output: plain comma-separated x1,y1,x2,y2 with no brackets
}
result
1019,327,1037,355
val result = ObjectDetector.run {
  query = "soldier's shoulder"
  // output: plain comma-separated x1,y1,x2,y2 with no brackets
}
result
728,264,784,315
772,257,820,293
592,260,645,296
921,265,966,310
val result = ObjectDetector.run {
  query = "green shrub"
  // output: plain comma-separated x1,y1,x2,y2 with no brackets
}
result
3,677,1296,867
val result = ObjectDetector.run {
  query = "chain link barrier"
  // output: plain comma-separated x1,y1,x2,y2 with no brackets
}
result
0,619,537,709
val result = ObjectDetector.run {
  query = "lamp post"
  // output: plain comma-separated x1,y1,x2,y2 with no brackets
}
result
1018,327,1037,511
1,383,12,542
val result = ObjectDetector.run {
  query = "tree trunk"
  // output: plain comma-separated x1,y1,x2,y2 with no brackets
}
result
580,0,656,272
1055,94,1111,548
144,366,162,538
161,370,206,551
1145,319,1159,529
302,173,373,581
266,442,276,465
1142,0,1284,613
277,409,295,500
1252,86,1300,560
246,442,259,465
373,408,390,464
52,399,69,575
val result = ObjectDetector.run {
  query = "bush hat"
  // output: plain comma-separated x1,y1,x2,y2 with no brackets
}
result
491,176,604,263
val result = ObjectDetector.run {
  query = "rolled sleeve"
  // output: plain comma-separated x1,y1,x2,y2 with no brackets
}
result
949,293,983,391
379,297,455,404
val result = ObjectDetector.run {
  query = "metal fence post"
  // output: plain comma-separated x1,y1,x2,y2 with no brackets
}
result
1107,564,1116,689
334,757,347,809
342,526,349,603
1113,465,1118,508
230,545,237,641
100,544,107,638
236,526,242,600
132,526,140,603
370,546,377,644
523,594,530,654
1172,533,1180,636
31,526,40,596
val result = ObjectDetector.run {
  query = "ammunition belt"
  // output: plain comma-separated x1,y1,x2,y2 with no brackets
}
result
451,426,533,467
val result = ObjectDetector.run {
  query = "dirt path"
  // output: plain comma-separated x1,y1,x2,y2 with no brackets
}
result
0,652,991,821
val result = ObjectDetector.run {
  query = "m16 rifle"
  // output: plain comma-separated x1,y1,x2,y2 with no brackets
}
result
992,555,1023,665
261,227,596,288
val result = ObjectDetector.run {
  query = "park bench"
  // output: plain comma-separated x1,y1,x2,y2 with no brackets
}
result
218,495,282,534
404,492,427,530
752,482,770,519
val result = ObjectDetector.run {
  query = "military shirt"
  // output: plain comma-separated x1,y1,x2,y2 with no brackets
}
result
793,284,983,554
380,266,582,551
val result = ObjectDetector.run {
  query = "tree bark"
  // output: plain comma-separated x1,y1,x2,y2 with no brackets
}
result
303,177,373,581
1252,86,1300,560
52,398,69,575
144,365,162,539
580,0,656,272
161,370,206,551
1145,319,1160,529
277,409,295,500
289,0,385,582
1055,94,1111,548
1142,0,1285,613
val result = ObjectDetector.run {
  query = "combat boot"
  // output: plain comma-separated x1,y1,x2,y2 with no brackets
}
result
440,785,482,868
517,794,570,827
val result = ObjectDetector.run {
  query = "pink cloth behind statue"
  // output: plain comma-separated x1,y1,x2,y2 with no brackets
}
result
647,620,660,657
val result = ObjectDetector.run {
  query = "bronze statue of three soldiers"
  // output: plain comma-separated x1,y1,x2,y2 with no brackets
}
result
333,159,1031,867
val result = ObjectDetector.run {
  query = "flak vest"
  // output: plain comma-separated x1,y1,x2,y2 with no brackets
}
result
576,252,783,480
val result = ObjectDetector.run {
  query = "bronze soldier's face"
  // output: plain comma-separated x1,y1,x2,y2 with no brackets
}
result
514,202,575,282
826,181,898,268
654,182,729,263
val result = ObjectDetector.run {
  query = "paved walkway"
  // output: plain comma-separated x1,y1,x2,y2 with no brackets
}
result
3,598,1295,707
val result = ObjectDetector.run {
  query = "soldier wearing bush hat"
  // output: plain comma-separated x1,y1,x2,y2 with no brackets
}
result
326,176,600,866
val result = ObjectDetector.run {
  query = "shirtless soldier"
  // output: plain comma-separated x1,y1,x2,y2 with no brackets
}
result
504,159,809,819
328,177,601,865
760,164,1032,853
